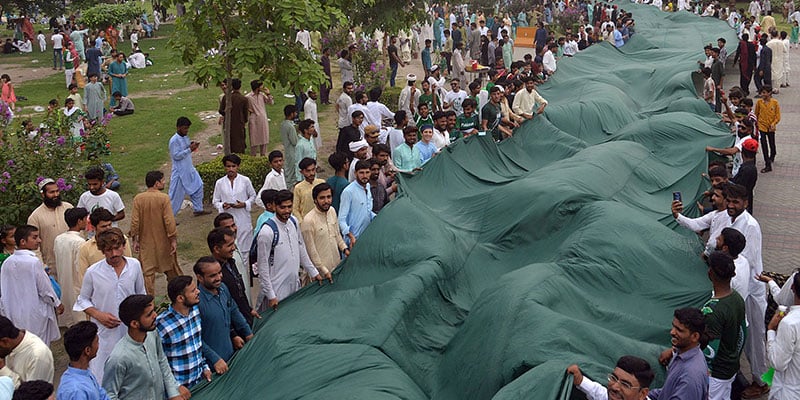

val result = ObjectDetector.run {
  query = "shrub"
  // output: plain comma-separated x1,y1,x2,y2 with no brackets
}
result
196,154,272,203
80,2,145,30
351,38,388,92
379,86,402,110
0,104,111,226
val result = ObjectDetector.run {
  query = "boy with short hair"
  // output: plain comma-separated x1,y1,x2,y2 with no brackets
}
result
703,67,716,112
255,150,287,208
326,152,350,212
754,85,780,172
456,98,480,139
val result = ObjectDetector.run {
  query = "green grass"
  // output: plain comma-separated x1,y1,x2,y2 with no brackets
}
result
1,23,299,199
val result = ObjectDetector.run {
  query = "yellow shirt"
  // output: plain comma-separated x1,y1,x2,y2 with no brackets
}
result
292,178,325,220
755,97,781,132
301,207,347,275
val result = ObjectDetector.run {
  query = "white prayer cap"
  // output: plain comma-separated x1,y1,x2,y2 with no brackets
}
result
349,139,369,152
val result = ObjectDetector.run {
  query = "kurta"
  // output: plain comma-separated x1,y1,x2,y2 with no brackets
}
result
129,189,180,294
256,216,319,302
246,92,272,147
77,237,133,287
53,230,86,327
219,90,249,154
301,207,347,275
0,249,61,345
6,331,54,383
212,174,257,252
107,61,128,107
197,284,252,364
74,257,145,383
294,136,317,180
280,120,299,185
767,38,786,84
255,169,287,209
84,81,106,121
338,181,376,242
304,98,322,148
292,178,325,220
27,201,73,269
57,366,110,400
169,132,204,215
102,332,181,400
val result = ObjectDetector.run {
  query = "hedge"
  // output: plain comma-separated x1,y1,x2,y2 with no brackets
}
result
196,154,271,203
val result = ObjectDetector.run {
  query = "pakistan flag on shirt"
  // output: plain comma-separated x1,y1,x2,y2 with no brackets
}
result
701,292,746,379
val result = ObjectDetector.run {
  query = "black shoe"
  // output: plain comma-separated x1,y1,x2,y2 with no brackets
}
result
761,166,772,173
193,210,212,216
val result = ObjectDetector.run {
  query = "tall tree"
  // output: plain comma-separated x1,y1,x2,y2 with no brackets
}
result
170,0,348,154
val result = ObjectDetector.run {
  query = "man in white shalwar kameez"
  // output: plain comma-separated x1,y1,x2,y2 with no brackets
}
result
304,89,322,149
53,207,89,327
212,154,257,253
0,225,64,346
767,32,787,89
73,228,145,384
256,190,331,311
749,0,762,19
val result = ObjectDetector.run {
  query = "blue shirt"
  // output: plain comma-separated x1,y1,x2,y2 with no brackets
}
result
155,305,208,388
649,345,709,400
613,30,624,48
338,181,375,241
254,211,275,238
57,366,110,400
422,47,432,71
198,283,252,364
169,133,203,193
415,141,438,164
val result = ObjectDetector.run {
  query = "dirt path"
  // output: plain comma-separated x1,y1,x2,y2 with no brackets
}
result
0,62,61,84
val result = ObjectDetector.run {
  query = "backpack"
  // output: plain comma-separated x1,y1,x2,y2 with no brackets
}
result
249,217,298,267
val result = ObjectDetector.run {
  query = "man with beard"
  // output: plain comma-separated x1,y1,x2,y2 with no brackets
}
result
78,166,125,227
156,276,211,389
566,355,655,400
368,159,390,213
671,183,729,256
654,308,710,399
102,294,189,400
27,178,73,269
338,161,376,246
301,183,349,277
256,190,330,311
207,227,257,325
74,228,145,384
195,257,252,374
723,183,769,399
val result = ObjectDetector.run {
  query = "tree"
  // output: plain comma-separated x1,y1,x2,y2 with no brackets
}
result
2,0,63,19
170,0,349,154
80,3,145,30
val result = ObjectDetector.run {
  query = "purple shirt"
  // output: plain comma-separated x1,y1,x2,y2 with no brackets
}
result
649,345,709,400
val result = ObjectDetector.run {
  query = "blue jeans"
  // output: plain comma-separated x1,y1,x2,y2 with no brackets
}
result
53,48,62,69
390,63,398,87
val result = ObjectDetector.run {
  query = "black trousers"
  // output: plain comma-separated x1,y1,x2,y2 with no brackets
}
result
760,130,776,167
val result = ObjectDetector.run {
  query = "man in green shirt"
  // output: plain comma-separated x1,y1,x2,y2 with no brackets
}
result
418,80,436,112
280,105,299,187
294,119,317,182
481,86,505,141
456,98,480,139
103,294,189,400
701,251,746,399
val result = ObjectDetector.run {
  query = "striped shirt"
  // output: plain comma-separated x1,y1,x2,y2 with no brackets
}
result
155,305,208,388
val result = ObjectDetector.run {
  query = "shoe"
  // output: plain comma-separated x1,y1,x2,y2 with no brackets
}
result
770,155,775,163
193,210,212,216
761,166,772,173
741,382,770,398
780,84,788,88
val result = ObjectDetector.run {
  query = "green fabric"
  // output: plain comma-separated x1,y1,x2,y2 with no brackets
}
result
193,4,738,399
701,292,746,379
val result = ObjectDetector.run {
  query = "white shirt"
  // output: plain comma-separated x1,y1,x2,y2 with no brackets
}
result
127,52,146,69
732,256,750,301
255,169,287,208
789,11,800,24
577,376,609,400
398,86,421,116
365,101,395,129
256,216,319,301
295,30,311,50
347,103,369,133
304,98,321,148
768,272,797,307
543,50,557,73
77,189,125,227
51,33,63,49
74,257,145,383
212,174,257,252
728,211,764,297
767,305,800,399
563,40,579,56
444,90,468,115
6,331,54,383
732,135,746,176
432,128,451,150
53,230,87,327
0,249,61,346
336,92,353,129
675,210,728,255
388,128,405,158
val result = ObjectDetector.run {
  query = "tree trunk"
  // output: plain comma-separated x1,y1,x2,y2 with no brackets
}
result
223,59,233,155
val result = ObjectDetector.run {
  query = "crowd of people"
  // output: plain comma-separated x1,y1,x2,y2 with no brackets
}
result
0,0,798,398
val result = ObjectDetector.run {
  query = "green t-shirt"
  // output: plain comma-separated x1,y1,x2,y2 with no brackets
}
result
481,102,502,141
456,113,479,138
419,93,434,111
414,114,434,140
701,291,746,379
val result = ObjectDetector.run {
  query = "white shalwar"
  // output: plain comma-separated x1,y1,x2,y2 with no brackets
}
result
767,305,800,399
74,257,145,383
0,249,61,346
256,216,319,303
212,174,257,252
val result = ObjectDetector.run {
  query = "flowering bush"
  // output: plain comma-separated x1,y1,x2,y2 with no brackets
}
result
0,109,112,225
351,38,388,92
0,101,12,128
555,6,584,35
323,26,352,56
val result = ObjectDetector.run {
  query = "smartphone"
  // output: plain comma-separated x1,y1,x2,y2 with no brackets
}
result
672,192,682,202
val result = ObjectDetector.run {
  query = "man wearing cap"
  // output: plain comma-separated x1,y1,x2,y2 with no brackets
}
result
428,66,447,106
398,75,421,117
347,139,370,182
27,178,74,268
